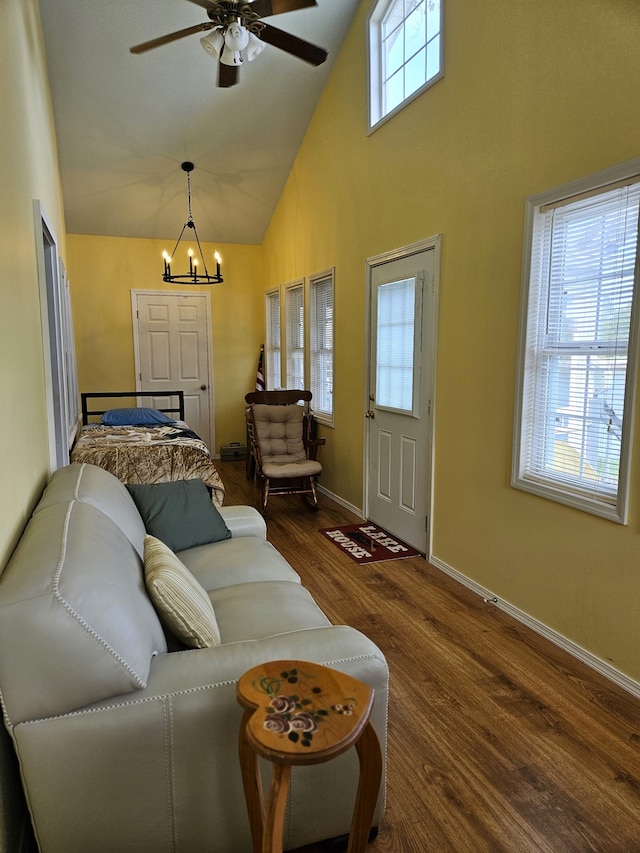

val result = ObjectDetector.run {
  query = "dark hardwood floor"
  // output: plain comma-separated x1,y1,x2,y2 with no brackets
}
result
217,460,640,853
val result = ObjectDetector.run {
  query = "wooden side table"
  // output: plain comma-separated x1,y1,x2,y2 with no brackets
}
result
237,659,382,853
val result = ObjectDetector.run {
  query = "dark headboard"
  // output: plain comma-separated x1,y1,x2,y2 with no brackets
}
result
81,391,185,425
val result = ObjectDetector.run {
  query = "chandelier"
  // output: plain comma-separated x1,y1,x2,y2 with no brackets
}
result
162,162,223,285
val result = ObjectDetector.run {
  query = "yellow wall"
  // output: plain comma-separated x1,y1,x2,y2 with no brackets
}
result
261,0,640,682
0,0,68,846
66,235,263,450
0,0,67,564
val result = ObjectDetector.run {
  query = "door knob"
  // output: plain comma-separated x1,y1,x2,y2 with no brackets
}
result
200,384,207,390
365,411,375,419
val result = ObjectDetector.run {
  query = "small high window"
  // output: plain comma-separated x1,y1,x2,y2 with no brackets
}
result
368,0,443,132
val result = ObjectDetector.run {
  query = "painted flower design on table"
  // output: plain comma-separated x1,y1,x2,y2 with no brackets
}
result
256,667,357,747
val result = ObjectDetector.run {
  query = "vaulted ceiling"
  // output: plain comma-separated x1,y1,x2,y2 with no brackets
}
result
39,0,361,245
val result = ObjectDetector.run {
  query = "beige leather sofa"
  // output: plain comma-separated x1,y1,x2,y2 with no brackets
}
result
0,463,388,852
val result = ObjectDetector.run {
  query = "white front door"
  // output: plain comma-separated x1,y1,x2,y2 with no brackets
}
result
133,291,214,449
366,242,438,553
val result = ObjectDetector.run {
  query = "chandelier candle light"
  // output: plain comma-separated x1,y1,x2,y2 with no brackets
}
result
162,162,223,285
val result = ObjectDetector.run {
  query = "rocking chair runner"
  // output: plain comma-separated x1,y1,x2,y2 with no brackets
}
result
244,390,325,513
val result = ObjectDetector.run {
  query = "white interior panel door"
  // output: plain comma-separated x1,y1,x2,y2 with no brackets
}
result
134,291,213,449
366,246,436,553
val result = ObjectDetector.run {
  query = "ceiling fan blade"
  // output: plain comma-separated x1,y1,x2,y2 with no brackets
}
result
249,0,317,17
183,0,220,9
258,22,328,65
218,63,239,87
130,23,214,54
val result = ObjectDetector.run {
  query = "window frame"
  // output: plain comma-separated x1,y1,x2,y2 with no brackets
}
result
367,0,444,134
284,281,305,391
34,201,80,471
512,160,640,523
309,269,335,427
264,289,282,390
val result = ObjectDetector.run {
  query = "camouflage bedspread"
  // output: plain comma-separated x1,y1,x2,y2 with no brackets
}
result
70,422,225,507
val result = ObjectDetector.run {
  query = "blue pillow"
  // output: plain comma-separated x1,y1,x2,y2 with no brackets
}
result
102,407,175,426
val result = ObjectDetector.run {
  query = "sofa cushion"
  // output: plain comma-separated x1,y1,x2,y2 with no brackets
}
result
143,536,221,648
209,580,331,643
126,479,231,552
0,501,167,723
34,463,147,556
179,537,301,590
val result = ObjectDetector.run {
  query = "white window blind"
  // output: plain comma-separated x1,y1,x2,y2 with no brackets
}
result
514,176,640,521
265,291,281,390
310,273,334,421
285,284,305,390
376,277,416,411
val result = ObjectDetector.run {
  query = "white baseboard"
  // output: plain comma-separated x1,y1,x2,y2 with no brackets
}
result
316,484,363,519
429,554,640,701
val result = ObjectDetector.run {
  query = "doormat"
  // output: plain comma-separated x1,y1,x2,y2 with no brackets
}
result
318,523,421,565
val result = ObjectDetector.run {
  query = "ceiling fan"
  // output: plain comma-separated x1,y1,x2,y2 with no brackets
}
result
130,0,328,87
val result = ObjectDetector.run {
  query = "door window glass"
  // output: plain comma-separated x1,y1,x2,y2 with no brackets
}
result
376,277,416,411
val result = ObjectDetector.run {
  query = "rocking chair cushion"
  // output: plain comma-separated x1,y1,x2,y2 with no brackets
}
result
252,404,307,461
262,459,322,479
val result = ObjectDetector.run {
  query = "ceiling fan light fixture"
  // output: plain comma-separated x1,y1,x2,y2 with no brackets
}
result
220,48,243,66
224,23,250,52
200,30,224,60
219,22,249,65
245,32,266,62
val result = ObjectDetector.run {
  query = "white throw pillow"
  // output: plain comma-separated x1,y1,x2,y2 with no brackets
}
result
143,535,221,648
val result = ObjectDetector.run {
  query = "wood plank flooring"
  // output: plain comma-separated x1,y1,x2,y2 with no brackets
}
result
217,460,640,853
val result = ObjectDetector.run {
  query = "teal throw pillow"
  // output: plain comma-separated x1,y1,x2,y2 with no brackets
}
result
126,479,231,552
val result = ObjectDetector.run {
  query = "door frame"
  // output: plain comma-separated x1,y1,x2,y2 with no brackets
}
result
363,235,441,558
131,289,215,451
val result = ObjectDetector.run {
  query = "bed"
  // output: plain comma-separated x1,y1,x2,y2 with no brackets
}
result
71,391,225,506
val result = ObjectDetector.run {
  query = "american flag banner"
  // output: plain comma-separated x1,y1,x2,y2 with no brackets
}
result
255,345,265,391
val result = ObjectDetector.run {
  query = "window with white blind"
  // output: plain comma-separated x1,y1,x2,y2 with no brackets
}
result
265,290,281,390
368,0,443,132
310,271,334,424
513,164,640,522
285,283,305,390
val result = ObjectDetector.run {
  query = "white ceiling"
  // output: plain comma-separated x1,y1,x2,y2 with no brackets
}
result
38,0,360,245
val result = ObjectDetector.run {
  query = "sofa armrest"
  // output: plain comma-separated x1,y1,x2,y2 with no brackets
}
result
14,627,388,853
218,505,266,540
148,626,387,693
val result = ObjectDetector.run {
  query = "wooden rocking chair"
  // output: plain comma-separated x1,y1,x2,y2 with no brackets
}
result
244,390,325,513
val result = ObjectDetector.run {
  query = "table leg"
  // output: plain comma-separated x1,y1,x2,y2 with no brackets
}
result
347,723,383,853
239,709,265,853
263,762,292,853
